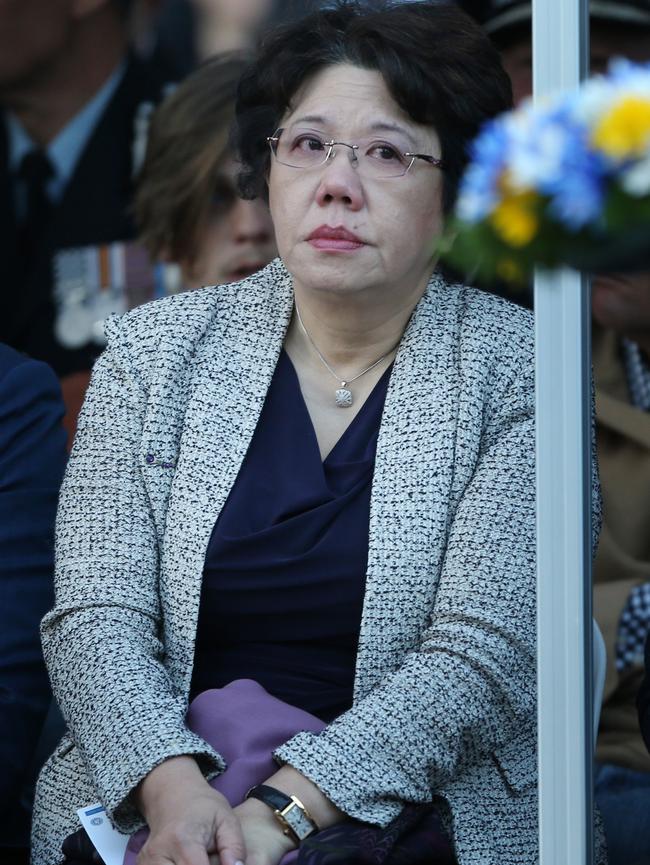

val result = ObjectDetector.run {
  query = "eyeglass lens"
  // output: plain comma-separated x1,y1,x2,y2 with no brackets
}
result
271,129,414,178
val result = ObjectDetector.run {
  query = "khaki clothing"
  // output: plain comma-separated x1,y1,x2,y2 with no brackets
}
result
594,327,650,772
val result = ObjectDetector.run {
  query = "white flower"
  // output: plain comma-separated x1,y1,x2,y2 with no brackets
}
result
508,117,570,188
568,59,650,129
456,191,488,222
622,154,650,196
572,77,617,126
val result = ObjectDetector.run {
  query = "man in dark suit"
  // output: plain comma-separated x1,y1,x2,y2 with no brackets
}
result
0,343,67,864
0,0,165,440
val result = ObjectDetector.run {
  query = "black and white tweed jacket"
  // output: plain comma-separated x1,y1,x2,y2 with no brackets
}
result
31,259,591,865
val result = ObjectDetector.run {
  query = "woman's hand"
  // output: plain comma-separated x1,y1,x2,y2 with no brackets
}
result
233,799,296,865
135,756,246,865
230,765,346,865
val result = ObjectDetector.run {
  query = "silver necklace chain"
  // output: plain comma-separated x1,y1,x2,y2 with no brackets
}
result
294,301,397,407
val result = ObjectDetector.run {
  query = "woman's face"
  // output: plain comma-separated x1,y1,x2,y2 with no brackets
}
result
267,63,444,301
182,158,277,289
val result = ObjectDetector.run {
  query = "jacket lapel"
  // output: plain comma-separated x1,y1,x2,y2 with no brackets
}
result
355,273,463,698
158,263,463,699
161,260,294,689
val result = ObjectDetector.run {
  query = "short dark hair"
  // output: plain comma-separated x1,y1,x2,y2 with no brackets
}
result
235,0,512,212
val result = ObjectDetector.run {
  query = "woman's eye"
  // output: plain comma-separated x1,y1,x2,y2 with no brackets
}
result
368,143,402,162
292,135,325,153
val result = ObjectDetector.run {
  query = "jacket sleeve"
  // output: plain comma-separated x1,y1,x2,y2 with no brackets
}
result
275,360,537,826
0,354,67,810
40,318,225,832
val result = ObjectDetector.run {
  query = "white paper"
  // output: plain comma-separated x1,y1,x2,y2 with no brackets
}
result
77,803,129,865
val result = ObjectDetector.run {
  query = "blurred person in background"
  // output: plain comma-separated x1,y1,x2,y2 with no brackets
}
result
0,345,67,865
0,0,165,442
458,3,650,864
134,54,276,290
462,0,650,103
149,0,324,80
192,0,273,60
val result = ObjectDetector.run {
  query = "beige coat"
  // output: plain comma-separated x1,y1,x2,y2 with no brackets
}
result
594,326,650,772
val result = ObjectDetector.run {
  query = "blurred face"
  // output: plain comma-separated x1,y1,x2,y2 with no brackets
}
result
0,0,73,94
182,159,276,288
592,273,650,341
267,63,444,301
500,21,650,106
190,0,271,29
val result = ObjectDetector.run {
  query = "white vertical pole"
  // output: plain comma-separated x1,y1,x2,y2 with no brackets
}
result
533,1,594,864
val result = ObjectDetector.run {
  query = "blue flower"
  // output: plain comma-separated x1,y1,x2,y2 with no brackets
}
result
607,58,650,86
456,118,509,222
541,114,608,229
546,155,606,229
508,102,608,229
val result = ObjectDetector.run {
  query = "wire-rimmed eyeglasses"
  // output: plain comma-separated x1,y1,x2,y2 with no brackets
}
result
267,128,444,179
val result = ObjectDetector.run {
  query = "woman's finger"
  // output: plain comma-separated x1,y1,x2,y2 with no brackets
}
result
214,808,247,865
137,837,211,865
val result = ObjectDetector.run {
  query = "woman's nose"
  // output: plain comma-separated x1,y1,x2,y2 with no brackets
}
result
314,151,365,210
231,199,274,244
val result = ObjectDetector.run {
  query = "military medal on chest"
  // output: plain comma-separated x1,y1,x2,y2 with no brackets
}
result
53,242,185,350
54,244,127,349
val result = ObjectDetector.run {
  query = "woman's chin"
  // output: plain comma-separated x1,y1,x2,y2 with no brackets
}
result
287,251,379,295
297,272,373,297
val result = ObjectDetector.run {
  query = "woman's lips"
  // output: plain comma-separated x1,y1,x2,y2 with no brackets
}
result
307,225,365,251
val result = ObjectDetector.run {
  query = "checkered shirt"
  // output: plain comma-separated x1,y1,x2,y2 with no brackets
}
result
616,582,650,672
622,338,650,413
615,340,650,672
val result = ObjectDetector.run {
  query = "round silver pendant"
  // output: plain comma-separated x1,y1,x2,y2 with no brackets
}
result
335,387,353,408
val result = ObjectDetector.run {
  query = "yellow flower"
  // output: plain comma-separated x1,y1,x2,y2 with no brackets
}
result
489,189,539,248
591,95,650,159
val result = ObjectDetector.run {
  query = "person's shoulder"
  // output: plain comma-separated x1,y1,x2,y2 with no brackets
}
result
0,343,60,392
104,260,288,370
428,274,534,394
455,281,532,337
0,345,66,479
0,343,28,381
104,283,228,353
447,278,534,365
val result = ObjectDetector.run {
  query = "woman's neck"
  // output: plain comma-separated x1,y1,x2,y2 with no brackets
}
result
286,275,430,379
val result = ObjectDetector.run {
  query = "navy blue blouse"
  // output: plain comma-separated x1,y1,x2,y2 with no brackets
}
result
190,350,392,722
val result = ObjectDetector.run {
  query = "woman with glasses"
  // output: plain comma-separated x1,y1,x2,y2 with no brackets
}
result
31,4,560,865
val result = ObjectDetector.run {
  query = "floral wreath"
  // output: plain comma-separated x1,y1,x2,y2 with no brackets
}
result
442,60,650,283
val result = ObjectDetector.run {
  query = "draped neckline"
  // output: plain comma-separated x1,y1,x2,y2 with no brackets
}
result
281,349,394,467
